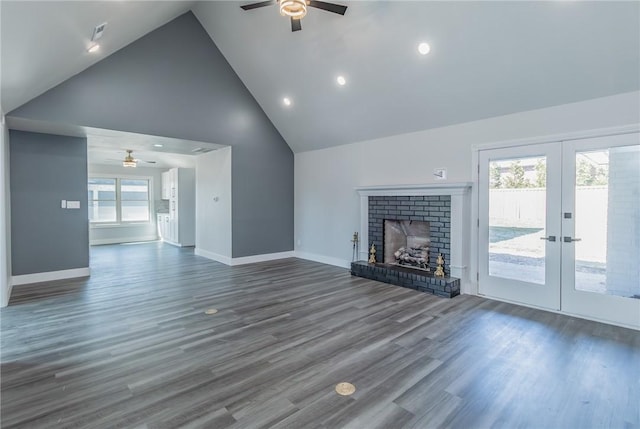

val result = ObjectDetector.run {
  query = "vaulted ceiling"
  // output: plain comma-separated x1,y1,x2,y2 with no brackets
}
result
2,1,639,153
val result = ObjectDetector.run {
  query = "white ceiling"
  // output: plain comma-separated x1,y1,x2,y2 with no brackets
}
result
194,0,640,152
2,1,639,155
86,128,225,169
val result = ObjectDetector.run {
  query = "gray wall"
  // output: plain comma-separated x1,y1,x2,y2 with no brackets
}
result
9,131,89,275
8,12,294,258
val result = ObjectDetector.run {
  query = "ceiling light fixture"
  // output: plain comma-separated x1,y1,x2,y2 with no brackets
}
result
88,44,100,53
418,42,431,55
283,97,292,107
337,76,346,86
122,150,137,168
279,0,307,19
153,144,163,148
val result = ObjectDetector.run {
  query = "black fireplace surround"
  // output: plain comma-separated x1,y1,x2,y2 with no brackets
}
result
350,195,460,298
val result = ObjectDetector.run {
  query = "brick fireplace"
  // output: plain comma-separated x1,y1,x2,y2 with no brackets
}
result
369,195,451,270
351,183,471,297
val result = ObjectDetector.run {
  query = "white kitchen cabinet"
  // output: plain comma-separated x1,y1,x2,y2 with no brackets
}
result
164,168,195,247
157,213,170,240
161,171,171,200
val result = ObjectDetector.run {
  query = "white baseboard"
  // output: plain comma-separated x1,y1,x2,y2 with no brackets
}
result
1,280,12,308
230,251,295,266
12,267,91,286
294,251,351,269
195,249,295,266
163,239,195,248
90,235,158,246
194,248,232,265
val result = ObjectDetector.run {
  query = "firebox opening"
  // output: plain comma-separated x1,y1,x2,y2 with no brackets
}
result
383,220,431,271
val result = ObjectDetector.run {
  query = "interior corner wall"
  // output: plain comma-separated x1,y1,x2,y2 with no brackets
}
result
0,114,11,306
294,91,640,267
10,130,89,276
195,147,232,260
8,11,293,259
87,164,163,245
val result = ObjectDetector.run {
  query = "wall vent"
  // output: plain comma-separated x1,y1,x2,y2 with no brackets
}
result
191,148,213,154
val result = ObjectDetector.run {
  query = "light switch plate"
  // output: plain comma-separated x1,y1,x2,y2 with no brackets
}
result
61,200,67,209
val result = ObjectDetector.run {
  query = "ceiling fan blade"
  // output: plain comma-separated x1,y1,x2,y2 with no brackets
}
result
307,0,347,15
133,158,157,164
291,17,302,32
240,0,277,11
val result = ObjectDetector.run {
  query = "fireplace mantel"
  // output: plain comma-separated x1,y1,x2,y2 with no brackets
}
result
356,182,472,196
356,182,472,293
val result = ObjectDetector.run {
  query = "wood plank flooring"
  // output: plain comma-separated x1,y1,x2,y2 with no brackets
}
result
1,242,639,428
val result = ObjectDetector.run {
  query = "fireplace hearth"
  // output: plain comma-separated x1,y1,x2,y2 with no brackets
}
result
351,261,460,298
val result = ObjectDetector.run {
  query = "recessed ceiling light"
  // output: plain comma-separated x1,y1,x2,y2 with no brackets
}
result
283,97,292,107
87,44,100,53
418,42,431,55
336,75,346,86
153,144,163,148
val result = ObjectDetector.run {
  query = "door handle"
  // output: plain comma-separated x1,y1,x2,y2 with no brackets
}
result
540,236,556,242
563,237,582,243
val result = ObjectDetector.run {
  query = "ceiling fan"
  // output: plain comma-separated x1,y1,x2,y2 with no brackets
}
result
107,150,156,168
241,0,347,32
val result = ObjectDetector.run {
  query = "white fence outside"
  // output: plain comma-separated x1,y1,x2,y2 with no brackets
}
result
489,186,607,263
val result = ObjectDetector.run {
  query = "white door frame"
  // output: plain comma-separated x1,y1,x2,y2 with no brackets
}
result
470,124,639,328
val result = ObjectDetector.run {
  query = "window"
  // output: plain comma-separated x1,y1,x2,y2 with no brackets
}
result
88,178,117,223
121,179,150,222
88,177,150,224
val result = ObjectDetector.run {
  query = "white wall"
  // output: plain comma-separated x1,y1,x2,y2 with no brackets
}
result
295,92,640,268
1,113,12,307
87,164,163,245
195,147,232,261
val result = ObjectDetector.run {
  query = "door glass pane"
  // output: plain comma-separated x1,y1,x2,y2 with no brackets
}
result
488,156,546,284
574,146,640,299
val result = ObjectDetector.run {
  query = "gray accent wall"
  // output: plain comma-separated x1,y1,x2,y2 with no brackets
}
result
9,131,89,275
8,12,294,258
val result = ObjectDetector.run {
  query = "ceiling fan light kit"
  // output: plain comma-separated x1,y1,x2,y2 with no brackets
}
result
122,149,137,168
280,0,307,19
241,0,347,32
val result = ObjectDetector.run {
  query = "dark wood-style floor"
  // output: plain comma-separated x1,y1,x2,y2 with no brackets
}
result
1,242,639,428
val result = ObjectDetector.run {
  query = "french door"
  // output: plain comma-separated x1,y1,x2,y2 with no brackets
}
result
478,133,640,329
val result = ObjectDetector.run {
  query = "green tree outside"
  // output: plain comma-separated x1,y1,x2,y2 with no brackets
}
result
503,160,532,188
534,159,546,188
576,158,608,186
490,163,502,189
